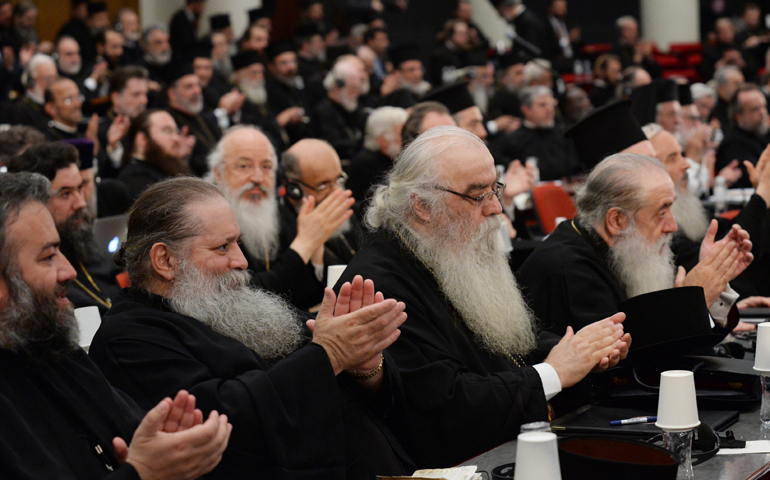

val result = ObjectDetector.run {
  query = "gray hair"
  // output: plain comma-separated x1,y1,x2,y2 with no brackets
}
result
690,82,716,102
523,59,550,85
714,66,742,87
23,53,55,87
576,153,667,230
616,15,637,30
365,125,486,232
0,173,50,278
115,177,225,289
142,25,167,43
206,125,276,182
518,85,553,107
364,106,408,151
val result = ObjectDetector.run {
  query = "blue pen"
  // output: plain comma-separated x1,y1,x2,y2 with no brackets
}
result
609,416,657,426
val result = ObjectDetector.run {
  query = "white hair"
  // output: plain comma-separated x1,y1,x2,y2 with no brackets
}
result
523,59,550,85
616,15,637,29
205,125,277,182
23,53,55,86
690,82,716,102
364,106,408,151
323,56,359,91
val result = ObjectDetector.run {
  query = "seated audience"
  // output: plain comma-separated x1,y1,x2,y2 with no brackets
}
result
400,101,456,147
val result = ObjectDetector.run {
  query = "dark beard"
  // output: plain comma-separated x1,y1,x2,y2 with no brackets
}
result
0,271,79,361
57,209,98,263
145,136,189,177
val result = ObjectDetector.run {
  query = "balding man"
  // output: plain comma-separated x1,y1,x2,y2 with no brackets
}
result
1,53,57,132
208,126,353,309
518,153,752,336
281,138,360,270
400,101,456,147
339,126,630,467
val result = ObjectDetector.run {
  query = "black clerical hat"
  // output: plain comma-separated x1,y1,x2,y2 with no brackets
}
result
618,286,724,363
248,7,270,24
231,50,263,71
163,61,196,86
463,50,489,68
295,22,321,40
498,50,529,69
299,0,322,8
209,13,230,31
422,82,475,114
88,1,107,16
72,0,88,7
565,100,646,169
389,43,420,68
678,83,693,106
559,438,678,480
62,138,94,170
192,40,212,60
630,79,679,126
265,41,294,61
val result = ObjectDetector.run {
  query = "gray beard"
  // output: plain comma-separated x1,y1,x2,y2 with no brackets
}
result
672,186,710,242
57,209,98,263
224,183,280,262
403,80,431,96
469,85,491,116
608,226,676,299
400,210,537,358
241,80,267,106
168,261,303,362
0,270,79,360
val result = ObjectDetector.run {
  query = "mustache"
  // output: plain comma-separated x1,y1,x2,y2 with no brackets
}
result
237,182,270,197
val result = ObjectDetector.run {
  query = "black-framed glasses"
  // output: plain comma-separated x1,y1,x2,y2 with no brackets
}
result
292,171,348,193
434,181,505,207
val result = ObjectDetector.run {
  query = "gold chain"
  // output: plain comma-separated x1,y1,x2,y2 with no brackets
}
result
73,262,112,309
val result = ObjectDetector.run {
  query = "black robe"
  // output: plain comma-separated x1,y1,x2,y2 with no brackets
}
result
517,219,626,335
266,77,314,144
312,98,369,161
90,288,412,479
0,95,50,132
169,9,198,63
337,229,559,468
67,253,123,316
117,157,169,202
715,126,770,189
167,107,221,177
490,124,581,177
0,347,143,479
346,148,392,208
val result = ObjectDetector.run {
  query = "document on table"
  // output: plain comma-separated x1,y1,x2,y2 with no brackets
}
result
377,466,481,480
717,440,770,455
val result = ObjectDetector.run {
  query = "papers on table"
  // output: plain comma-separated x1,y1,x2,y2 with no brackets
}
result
378,466,481,480
716,440,770,455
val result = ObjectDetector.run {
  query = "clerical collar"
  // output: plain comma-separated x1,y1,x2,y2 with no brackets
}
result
25,91,44,105
51,120,78,133
522,120,553,130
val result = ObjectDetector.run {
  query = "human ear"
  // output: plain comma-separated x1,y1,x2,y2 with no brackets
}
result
149,243,176,281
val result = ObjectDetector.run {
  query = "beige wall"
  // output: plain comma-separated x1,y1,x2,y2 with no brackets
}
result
640,0,699,49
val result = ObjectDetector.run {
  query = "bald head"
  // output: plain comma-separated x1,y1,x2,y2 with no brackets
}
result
282,139,343,203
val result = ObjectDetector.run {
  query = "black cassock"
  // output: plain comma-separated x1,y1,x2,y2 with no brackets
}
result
337,230,559,468
0,348,143,479
90,288,412,480
517,218,626,336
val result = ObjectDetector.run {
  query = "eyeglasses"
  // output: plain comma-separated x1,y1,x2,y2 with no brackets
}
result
62,94,84,106
434,181,506,207
292,172,348,193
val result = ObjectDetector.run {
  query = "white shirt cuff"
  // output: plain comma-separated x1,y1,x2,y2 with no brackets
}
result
213,108,230,130
108,143,124,169
533,362,562,401
486,120,499,135
83,77,97,92
708,284,739,328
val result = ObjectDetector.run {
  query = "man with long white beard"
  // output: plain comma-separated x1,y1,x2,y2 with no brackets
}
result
518,153,753,337
0,172,231,480
207,126,354,309
89,176,413,479
337,126,631,468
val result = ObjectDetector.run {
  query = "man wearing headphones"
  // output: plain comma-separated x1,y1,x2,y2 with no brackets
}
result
207,126,354,310
0,53,56,132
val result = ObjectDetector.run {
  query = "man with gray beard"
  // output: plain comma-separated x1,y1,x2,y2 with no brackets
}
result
8,141,122,315
518,153,753,338
337,126,631,468
207,126,355,309
90,177,414,479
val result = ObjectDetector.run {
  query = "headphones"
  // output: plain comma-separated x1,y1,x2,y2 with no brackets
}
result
322,70,346,91
277,170,304,201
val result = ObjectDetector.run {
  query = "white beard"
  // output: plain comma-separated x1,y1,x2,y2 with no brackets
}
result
608,226,676,298
403,79,431,96
469,84,491,116
168,262,303,362
240,79,267,106
223,182,280,261
402,210,537,357
338,92,359,112
672,185,710,242
59,60,82,76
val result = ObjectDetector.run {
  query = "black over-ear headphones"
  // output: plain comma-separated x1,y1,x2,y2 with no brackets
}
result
277,170,304,201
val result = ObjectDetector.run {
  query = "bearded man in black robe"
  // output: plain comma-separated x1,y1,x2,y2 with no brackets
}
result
337,126,631,468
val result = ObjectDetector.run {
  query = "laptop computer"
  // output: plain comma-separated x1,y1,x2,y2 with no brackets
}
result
92,214,128,258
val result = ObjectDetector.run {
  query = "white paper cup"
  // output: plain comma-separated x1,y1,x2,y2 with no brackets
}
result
326,265,347,289
755,323,770,372
656,370,700,431
514,431,562,480
74,306,102,350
